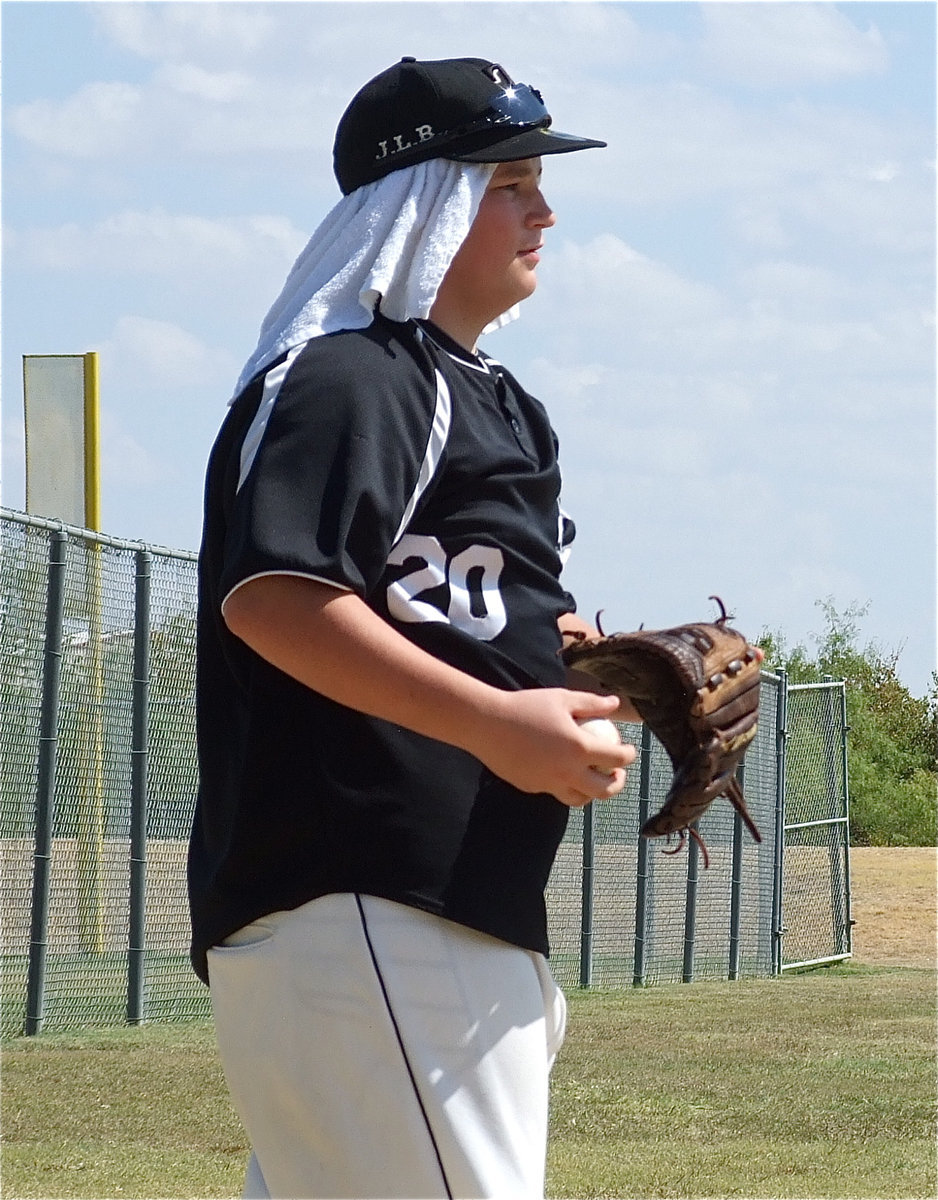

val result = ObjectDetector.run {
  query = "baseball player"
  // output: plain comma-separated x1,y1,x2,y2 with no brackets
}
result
189,56,637,1199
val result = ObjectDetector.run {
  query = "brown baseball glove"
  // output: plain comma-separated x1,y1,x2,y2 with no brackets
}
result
562,597,762,867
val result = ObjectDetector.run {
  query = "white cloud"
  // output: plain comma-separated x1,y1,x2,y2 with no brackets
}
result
7,70,336,162
531,222,932,384
528,357,771,430
540,234,724,339
100,316,238,391
729,200,793,251
8,81,142,158
91,0,646,79
92,2,275,64
737,259,849,312
527,359,609,413
569,75,932,259
9,210,306,281
100,410,166,488
786,165,936,255
700,2,889,88
155,63,253,104
864,161,901,184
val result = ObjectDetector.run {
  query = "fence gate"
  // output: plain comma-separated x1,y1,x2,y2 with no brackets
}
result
777,678,853,970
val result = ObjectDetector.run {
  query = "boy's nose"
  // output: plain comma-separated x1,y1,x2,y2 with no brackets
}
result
530,192,556,228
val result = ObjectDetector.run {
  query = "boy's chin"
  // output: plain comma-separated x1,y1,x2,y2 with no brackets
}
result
507,274,539,306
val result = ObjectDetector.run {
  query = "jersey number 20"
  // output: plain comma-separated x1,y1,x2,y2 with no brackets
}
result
386,534,507,641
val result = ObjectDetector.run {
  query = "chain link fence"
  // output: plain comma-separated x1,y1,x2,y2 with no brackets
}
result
1,508,851,1036
1,510,204,1036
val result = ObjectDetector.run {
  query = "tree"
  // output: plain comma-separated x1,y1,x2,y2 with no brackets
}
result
759,599,937,846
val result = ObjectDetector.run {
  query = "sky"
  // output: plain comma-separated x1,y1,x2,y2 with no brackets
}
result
1,0,935,696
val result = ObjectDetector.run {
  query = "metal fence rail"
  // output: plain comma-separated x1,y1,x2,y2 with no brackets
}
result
0,508,851,1036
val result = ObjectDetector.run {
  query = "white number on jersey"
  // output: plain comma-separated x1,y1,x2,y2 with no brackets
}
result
386,534,507,641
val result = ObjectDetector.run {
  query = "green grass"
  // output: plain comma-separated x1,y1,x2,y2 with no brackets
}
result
548,965,936,1198
2,964,934,1199
2,1020,243,1199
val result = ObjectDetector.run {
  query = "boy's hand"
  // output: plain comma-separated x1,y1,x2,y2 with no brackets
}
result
467,689,636,808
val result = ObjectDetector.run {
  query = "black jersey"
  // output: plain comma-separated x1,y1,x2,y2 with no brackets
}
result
188,313,577,983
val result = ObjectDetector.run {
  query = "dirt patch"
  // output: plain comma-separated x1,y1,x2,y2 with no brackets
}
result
849,847,936,968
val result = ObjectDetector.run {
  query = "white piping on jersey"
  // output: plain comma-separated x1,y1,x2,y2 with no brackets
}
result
558,506,575,567
221,570,352,621
236,344,305,494
391,369,453,546
418,323,494,376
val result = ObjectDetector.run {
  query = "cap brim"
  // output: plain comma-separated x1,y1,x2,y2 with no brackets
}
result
448,126,606,163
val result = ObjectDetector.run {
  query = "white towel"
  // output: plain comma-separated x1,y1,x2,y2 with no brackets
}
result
231,159,502,400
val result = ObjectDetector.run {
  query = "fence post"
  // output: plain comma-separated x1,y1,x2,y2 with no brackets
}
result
632,723,653,986
839,681,854,956
77,540,106,954
821,676,850,957
771,669,789,974
682,826,700,982
578,801,595,988
728,762,745,980
25,529,68,1036
127,550,151,1024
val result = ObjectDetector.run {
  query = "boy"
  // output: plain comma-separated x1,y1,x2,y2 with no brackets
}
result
189,56,637,1199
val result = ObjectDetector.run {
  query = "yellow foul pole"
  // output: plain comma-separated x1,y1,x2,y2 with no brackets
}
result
78,352,105,953
83,353,101,530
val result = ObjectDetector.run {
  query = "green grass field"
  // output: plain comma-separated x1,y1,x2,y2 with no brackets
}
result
2,964,935,1199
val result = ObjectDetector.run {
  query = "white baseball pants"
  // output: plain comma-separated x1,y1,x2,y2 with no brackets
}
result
207,893,567,1199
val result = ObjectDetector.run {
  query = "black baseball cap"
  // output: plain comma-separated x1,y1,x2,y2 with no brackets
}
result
333,56,606,194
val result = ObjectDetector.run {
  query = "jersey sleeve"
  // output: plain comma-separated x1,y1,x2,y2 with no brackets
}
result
218,335,441,609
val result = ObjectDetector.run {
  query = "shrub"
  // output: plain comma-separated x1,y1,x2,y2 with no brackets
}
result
759,599,937,847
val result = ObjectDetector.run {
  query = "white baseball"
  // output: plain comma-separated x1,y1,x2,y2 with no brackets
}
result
577,717,622,775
